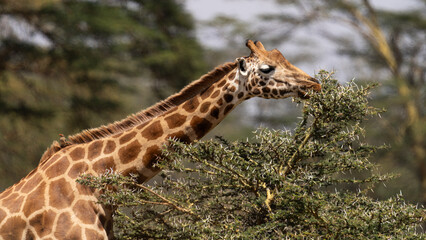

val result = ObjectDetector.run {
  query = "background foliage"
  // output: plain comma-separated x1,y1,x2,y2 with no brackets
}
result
79,73,425,239
0,0,206,189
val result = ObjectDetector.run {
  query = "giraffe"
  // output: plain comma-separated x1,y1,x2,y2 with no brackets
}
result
0,40,321,239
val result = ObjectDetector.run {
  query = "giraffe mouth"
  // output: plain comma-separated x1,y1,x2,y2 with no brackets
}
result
298,85,321,99
298,81,321,99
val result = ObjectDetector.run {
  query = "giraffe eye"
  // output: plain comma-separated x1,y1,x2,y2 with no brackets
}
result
259,65,275,74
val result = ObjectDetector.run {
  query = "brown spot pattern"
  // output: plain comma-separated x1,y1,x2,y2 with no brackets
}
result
104,140,116,154
0,208,6,224
136,121,149,130
182,97,199,113
224,94,234,103
211,90,220,98
222,83,230,91
263,87,271,93
13,180,25,192
67,226,82,240
119,132,136,145
217,79,226,87
25,230,36,239
73,200,96,224
280,89,291,95
142,145,161,165
217,98,223,106
238,92,244,99
201,85,215,99
40,154,60,170
69,147,85,160
224,104,235,115
93,156,116,173
68,161,89,179
54,212,73,239
165,113,187,129
190,116,213,139
272,89,278,95
85,229,106,240
76,184,94,196
118,140,142,164
86,141,103,160
121,167,137,177
1,194,24,213
0,192,18,208
200,102,211,113
141,121,163,140
45,156,70,179
0,216,26,239
29,210,56,238
166,131,191,144
228,71,236,80
49,179,75,209
210,107,220,119
23,182,46,217
21,173,43,193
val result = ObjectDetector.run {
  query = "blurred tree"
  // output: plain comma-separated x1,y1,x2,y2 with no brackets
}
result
0,0,206,190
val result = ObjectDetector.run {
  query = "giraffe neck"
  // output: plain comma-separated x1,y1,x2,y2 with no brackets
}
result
0,64,243,239
113,67,244,181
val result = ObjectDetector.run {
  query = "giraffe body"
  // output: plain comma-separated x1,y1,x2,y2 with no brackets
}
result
0,41,320,239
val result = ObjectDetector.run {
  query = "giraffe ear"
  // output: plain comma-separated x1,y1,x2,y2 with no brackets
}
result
237,58,248,75
238,58,246,71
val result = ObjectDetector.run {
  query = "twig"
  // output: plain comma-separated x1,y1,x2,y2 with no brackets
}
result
264,187,275,212
279,118,317,177
135,183,194,215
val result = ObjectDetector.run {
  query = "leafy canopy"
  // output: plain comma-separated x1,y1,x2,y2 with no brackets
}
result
79,71,425,239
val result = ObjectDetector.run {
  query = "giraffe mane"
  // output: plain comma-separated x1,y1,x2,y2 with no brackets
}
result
39,61,238,163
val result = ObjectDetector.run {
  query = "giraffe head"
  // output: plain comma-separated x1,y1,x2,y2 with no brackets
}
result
238,40,321,99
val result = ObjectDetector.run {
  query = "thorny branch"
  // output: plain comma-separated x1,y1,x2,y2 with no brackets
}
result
279,118,318,178
134,183,195,216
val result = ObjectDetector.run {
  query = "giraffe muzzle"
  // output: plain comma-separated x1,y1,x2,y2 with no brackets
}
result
298,79,321,99
308,78,322,91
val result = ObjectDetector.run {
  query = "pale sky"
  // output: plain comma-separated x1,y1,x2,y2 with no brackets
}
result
184,0,421,80
185,0,420,21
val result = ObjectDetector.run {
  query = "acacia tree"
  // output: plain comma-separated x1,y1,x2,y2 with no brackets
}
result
0,0,206,189
219,0,425,204
80,72,425,239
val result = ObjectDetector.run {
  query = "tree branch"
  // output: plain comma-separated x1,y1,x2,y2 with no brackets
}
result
135,183,195,215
